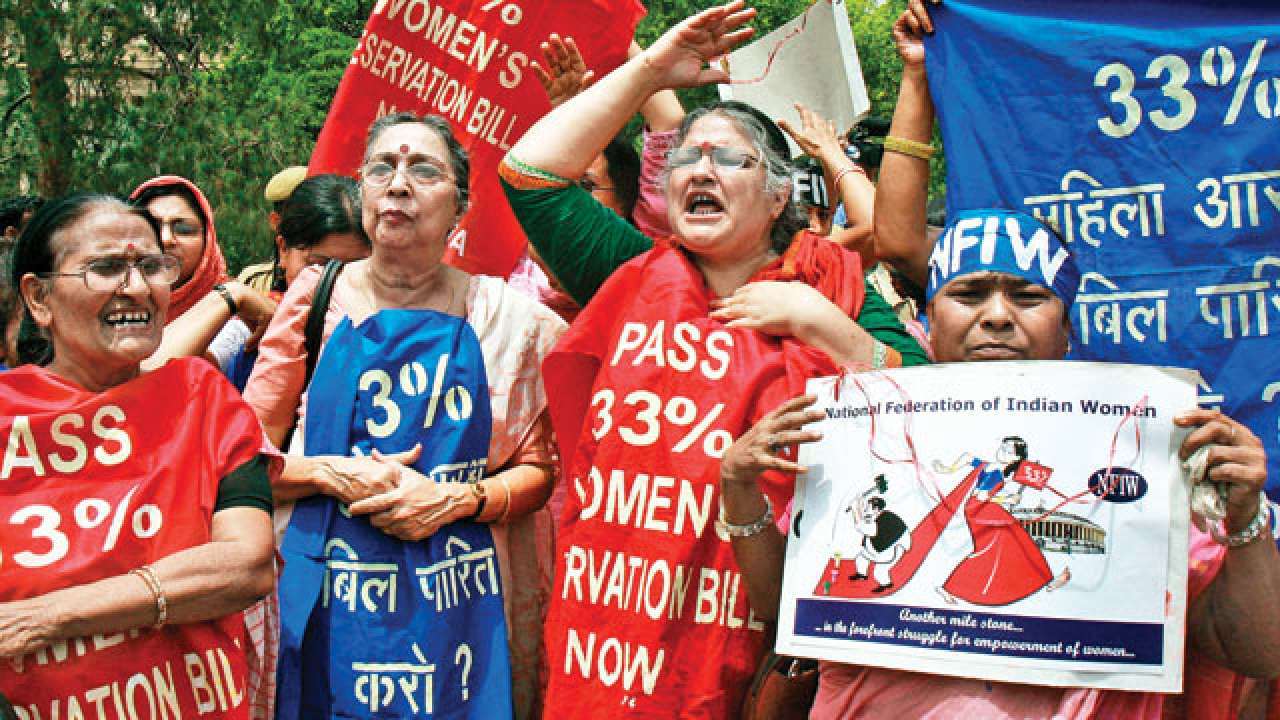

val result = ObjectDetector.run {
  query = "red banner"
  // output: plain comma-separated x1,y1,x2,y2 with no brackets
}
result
540,235,863,718
0,359,264,718
310,0,646,277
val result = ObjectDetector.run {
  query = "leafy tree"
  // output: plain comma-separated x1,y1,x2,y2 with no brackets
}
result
0,0,364,271
2,0,944,273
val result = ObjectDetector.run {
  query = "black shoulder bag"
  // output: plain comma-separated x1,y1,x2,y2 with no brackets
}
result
280,258,344,452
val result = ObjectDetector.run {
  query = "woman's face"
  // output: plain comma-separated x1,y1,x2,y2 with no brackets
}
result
277,231,371,287
25,207,169,381
361,123,461,258
996,439,1018,464
664,114,786,266
584,153,625,217
927,272,1070,363
146,194,205,287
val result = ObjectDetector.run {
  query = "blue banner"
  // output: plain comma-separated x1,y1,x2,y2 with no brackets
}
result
276,309,513,719
926,1,1280,495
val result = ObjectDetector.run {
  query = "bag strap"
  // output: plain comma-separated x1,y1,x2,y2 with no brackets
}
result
280,259,344,453
304,258,344,385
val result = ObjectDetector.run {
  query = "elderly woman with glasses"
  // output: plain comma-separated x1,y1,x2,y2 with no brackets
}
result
244,113,565,719
0,194,276,716
500,3,927,716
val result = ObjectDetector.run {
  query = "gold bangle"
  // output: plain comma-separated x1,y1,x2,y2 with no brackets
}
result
498,475,513,525
130,565,167,629
883,135,935,160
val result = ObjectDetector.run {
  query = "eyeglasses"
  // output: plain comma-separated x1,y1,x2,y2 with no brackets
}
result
576,177,615,193
667,143,759,171
361,158,450,187
39,254,182,292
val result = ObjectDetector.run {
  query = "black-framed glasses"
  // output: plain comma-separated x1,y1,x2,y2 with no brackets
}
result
361,158,450,187
576,177,615,193
39,254,182,292
668,143,759,171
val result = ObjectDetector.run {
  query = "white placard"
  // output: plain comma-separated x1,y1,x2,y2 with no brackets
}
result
717,0,870,158
777,361,1196,692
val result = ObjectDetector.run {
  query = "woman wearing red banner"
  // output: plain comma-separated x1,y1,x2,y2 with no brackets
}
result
502,3,927,716
1,194,276,717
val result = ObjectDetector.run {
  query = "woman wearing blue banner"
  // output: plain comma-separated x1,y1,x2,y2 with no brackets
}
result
244,113,565,719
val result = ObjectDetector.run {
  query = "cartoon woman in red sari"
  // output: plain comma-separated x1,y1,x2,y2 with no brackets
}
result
932,436,1071,606
813,437,1071,602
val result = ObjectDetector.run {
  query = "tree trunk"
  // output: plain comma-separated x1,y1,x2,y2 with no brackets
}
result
19,1,75,197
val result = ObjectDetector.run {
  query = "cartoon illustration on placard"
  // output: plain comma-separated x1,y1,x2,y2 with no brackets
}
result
813,436,1103,606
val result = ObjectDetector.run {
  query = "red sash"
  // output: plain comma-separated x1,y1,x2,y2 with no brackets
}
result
542,232,863,718
0,359,262,717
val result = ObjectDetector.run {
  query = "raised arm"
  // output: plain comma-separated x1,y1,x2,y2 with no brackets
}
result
631,41,686,133
508,1,755,179
778,103,876,262
873,2,937,288
531,35,686,141
143,281,276,370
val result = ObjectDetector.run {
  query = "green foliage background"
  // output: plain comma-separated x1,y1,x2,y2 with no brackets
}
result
1,0,941,273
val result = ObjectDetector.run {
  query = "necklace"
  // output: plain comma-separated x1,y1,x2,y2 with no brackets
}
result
362,265,461,316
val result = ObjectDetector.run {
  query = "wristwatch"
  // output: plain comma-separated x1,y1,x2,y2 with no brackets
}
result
467,482,488,521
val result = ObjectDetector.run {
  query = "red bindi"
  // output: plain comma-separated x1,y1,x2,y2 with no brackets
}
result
400,144,410,155
126,242,138,253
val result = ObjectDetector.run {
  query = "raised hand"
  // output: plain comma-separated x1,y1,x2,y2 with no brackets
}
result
531,34,596,108
640,0,757,89
778,103,845,167
893,0,941,68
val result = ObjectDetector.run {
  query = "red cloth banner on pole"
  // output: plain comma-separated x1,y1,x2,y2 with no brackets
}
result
309,0,646,277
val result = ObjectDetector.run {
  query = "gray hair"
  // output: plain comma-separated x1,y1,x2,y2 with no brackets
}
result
363,112,470,214
664,104,807,254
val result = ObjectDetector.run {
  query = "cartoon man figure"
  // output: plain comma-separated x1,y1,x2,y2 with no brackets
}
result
851,496,911,592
